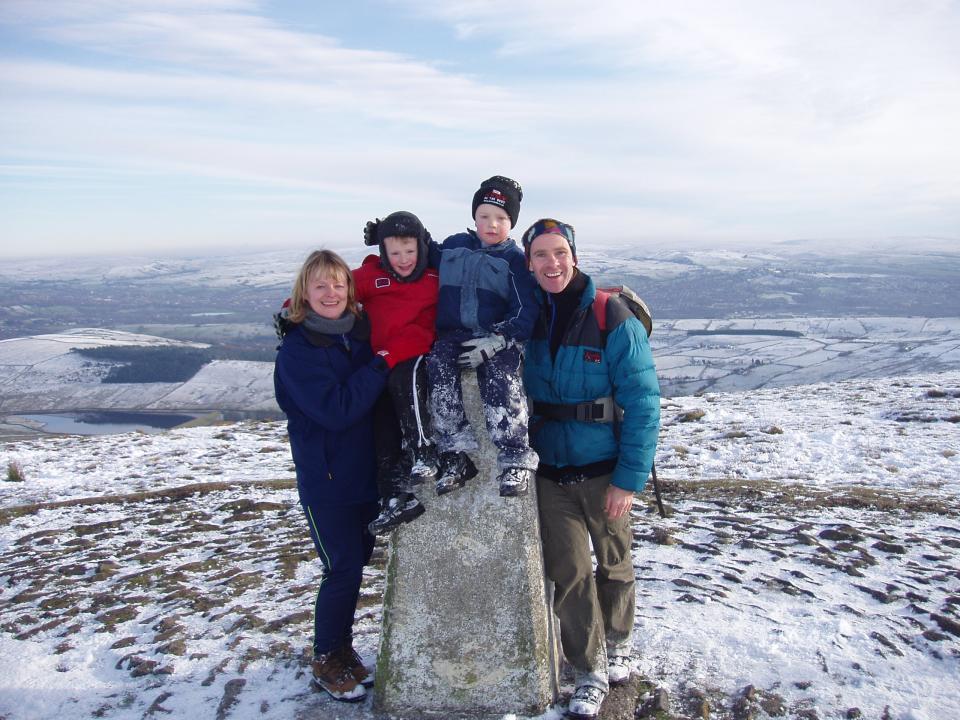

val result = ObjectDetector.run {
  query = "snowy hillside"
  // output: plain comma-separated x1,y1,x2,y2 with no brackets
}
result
0,329,276,415
653,316,960,394
1,370,957,720
2,318,960,421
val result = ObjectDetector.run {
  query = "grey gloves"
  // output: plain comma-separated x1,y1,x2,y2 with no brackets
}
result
457,334,507,369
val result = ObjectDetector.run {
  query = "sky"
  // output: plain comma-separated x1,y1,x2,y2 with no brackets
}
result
1,0,958,259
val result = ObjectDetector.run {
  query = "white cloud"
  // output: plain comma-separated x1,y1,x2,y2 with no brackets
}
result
1,0,958,255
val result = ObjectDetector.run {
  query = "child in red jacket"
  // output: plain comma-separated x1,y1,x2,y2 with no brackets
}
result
356,211,440,534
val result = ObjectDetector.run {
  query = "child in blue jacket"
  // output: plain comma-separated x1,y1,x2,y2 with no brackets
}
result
426,175,540,497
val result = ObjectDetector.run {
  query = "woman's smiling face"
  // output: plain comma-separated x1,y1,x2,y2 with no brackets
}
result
306,270,349,319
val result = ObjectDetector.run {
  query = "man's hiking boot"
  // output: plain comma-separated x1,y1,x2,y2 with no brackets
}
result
567,684,606,719
435,451,478,495
340,643,374,688
498,467,533,497
368,493,425,535
608,654,632,685
311,650,366,702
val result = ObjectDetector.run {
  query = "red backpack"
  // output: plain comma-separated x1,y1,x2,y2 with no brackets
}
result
592,285,653,339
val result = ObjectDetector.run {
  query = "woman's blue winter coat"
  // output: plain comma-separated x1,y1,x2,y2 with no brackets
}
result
523,274,661,493
273,319,388,506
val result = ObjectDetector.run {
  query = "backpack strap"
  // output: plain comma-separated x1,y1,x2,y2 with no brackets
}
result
594,285,653,339
532,397,622,423
592,289,611,334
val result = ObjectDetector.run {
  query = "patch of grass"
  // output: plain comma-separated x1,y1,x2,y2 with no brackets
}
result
943,449,957,458
6,461,25,482
0,479,296,525
678,409,705,423
763,425,784,435
657,476,955,515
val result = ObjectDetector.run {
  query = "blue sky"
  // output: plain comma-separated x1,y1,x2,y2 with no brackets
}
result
1,0,958,258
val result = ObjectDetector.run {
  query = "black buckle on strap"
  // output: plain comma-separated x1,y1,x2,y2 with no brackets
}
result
575,403,606,421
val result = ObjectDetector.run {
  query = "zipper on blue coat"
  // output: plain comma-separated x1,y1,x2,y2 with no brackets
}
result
547,296,558,360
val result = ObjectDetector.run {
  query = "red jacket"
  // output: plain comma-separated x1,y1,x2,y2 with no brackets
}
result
352,254,439,363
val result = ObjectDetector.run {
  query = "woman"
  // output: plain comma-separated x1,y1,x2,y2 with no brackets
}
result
273,249,390,702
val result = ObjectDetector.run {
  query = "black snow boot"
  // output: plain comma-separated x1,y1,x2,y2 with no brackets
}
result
435,451,478,496
405,444,439,490
368,493,425,535
498,467,532,497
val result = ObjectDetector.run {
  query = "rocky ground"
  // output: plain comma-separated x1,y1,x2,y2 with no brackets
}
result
2,476,957,720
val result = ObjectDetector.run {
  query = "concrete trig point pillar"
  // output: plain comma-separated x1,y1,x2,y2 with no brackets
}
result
374,370,559,719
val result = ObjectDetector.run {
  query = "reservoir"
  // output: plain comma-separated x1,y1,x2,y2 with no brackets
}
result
9,411,200,436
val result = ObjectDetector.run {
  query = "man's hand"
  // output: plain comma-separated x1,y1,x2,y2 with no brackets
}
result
605,485,634,520
457,334,507,369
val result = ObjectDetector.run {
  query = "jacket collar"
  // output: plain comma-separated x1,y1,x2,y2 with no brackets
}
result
300,313,371,348
466,228,518,253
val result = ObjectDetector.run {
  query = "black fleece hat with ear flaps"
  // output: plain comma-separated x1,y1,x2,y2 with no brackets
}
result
471,175,523,228
375,211,426,245
365,210,430,283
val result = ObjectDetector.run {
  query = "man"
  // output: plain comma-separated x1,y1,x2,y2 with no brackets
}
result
521,218,660,720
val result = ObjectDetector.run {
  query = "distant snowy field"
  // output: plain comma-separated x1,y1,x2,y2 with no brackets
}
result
653,316,960,395
0,371,957,720
2,318,959,417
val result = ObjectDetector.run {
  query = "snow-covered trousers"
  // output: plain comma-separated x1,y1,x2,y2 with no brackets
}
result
536,473,636,693
300,499,378,655
426,331,538,472
373,355,434,496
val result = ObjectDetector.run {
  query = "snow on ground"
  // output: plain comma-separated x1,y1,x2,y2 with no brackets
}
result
657,374,960,496
0,423,293,507
0,371,958,719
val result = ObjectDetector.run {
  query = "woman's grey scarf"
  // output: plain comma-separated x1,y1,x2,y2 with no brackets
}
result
302,308,355,336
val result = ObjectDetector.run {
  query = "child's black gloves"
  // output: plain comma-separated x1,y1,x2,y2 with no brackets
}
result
273,299,292,343
363,219,380,246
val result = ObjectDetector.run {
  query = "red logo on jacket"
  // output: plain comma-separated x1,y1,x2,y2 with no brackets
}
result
583,350,601,364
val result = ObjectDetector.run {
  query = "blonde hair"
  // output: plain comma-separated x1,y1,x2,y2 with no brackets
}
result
288,250,359,323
